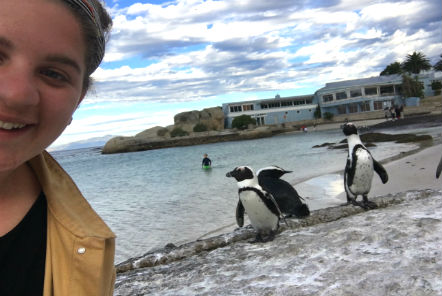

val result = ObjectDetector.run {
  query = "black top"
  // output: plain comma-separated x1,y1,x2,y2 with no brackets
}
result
202,157,211,166
0,192,47,296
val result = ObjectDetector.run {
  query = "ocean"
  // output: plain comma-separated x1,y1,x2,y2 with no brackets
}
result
51,125,439,264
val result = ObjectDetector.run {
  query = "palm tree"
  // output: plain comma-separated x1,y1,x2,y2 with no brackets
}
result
434,54,442,71
402,51,432,74
380,62,402,76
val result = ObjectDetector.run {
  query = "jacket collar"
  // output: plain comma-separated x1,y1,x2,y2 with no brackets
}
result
28,151,115,239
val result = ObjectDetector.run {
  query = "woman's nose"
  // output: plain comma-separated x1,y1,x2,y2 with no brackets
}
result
0,65,39,109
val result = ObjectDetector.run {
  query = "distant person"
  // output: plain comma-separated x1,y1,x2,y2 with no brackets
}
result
390,106,396,120
395,105,401,119
384,107,390,120
202,153,212,169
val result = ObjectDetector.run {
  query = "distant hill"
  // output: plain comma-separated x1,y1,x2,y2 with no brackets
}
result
50,135,116,151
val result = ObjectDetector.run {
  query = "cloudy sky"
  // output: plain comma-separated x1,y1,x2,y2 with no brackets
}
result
53,0,442,148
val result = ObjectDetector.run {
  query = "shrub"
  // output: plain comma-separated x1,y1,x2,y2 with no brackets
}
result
323,112,334,120
431,81,442,95
314,105,321,119
170,127,189,137
193,123,208,132
232,115,256,130
402,74,424,98
156,128,169,137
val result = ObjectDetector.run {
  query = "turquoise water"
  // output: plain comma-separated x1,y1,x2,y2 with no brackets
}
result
52,128,425,263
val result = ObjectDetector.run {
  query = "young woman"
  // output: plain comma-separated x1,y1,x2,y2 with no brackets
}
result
0,0,115,295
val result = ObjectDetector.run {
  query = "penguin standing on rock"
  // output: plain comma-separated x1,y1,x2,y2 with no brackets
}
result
257,166,310,218
226,166,285,242
342,123,389,209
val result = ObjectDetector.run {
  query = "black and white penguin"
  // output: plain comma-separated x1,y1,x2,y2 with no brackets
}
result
342,123,389,209
257,166,310,218
437,154,442,179
226,166,284,242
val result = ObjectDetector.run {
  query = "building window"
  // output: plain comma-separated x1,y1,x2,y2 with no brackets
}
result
281,101,293,107
394,84,403,95
336,91,347,100
337,105,346,114
348,103,358,113
373,101,383,110
229,105,242,112
365,87,377,96
380,85,394,96
242,104,254,111
268,102,281,108
322,94,333,102
360,101,370,112
261,104,268,109
306,98,313,104
350,88,362,98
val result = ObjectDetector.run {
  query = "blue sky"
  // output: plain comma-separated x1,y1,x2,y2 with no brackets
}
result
53,0,442,147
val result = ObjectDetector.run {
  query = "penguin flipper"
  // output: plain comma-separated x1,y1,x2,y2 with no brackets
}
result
345,158,355,187
373,159,388,183
436,155,442,179
236,200,245,227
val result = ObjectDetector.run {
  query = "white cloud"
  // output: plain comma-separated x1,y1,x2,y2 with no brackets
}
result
59,0,442,145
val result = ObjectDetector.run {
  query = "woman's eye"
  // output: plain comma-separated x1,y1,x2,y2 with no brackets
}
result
40,69,68,82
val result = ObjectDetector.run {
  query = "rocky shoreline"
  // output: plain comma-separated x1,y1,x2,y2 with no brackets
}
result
115,189,442,295
102,113,441,154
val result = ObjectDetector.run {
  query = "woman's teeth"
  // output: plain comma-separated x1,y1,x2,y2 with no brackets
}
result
0,120,27,130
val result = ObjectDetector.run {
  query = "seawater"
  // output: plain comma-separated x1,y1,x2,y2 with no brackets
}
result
51,127,427,264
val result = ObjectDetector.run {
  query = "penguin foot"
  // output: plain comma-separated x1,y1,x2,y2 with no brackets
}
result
249,232,275,243
345,199,371,210
363,200,378,209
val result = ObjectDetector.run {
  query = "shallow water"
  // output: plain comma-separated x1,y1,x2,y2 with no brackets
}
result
52,126,439,263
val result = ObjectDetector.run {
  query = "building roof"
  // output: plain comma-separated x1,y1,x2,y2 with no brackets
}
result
317,74,403,93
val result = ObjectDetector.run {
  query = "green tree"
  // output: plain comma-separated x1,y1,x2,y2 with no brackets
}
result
402,51,431,74
231,115,256,130
170,127,189,137
401,74,424,98
433,54,442,71
431,80,442,95
380,62,402,76
323,112,334,120
193,123,208,132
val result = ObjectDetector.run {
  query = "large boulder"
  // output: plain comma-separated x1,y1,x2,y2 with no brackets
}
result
174,107,224,132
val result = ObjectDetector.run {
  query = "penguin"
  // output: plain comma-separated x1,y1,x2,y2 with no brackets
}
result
256,166,310,218
226,166,285,242
342,123,388,209
437,154,442,179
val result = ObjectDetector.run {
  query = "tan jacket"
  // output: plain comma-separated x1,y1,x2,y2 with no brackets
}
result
29,151,116,296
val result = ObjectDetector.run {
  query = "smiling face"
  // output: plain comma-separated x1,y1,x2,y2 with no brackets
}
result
0,0,86,172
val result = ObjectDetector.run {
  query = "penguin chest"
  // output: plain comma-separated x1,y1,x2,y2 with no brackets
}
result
239,191,278,232
349,149,374,194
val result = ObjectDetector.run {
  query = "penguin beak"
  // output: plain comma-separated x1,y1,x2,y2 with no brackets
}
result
226,171,233,177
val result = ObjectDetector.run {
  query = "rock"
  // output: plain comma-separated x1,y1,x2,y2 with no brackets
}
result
315,132,433,150
174,107,224,132
135,126,170,139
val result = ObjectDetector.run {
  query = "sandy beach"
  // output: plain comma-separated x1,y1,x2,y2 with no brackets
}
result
115,116,442,295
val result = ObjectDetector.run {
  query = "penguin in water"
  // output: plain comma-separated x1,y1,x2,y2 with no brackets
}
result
342,123,389,209
257,166,310,218
226,166,286,242
436,154,442,179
